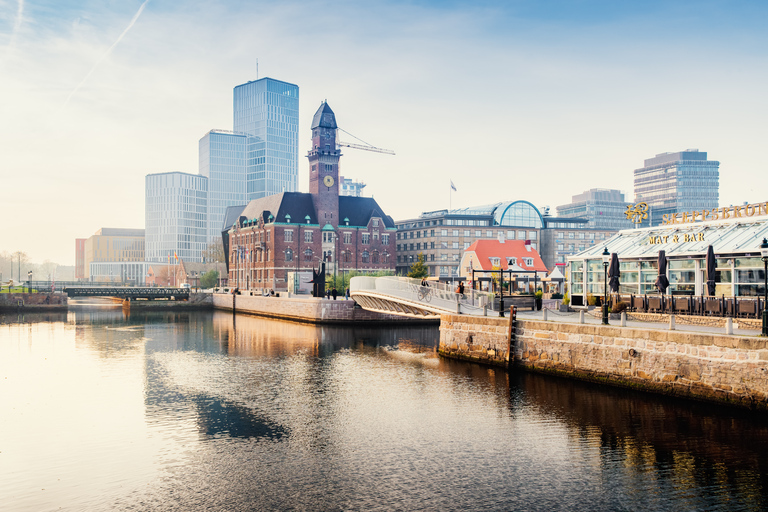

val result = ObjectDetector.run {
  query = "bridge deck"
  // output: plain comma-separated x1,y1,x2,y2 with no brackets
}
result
64,287,189,300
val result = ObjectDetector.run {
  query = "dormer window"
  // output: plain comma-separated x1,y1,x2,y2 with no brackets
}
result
490,257,501,267
507,257,517,266
373,219,379,227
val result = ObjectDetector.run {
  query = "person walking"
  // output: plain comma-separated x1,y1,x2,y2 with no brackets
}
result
332,288,338,300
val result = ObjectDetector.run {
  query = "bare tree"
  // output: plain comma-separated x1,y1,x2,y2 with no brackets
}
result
203,239,225,263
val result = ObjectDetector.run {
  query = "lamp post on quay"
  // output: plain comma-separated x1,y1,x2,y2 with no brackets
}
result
602,247,610,325
761,237,768,337
27,270,32,294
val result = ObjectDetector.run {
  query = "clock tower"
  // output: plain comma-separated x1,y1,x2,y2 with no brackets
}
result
308,101,340,228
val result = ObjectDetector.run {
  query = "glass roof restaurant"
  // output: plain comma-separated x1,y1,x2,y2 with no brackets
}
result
566,201,768,307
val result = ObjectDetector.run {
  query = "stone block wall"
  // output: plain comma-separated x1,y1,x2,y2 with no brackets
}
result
0,293,67,311
438,314,768,409
213,293,434,325
438,314,511,367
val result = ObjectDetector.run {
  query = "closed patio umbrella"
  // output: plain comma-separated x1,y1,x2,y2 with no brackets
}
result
706,245,716,296
608,253,620,293
654,250,669,294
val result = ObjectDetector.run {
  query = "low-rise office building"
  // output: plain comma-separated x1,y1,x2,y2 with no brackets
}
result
396,201,617,278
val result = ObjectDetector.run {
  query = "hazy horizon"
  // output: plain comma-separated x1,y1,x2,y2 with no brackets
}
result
2,0,767,265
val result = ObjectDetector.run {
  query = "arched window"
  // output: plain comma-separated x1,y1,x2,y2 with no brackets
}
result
285,248,293,262
304,249,313,262
344,251,352,263
372,251,379,264
362,250,370,263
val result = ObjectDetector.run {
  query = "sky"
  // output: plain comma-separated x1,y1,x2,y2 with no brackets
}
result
2,0,767,265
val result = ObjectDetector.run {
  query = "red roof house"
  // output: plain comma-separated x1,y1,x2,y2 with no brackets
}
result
459,239,548,289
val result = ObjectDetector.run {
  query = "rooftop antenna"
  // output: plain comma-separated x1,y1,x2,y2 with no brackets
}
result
256,58,259,79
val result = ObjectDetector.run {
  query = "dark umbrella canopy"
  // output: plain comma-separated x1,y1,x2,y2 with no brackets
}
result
654,250,669,294
608,253,620,293
706,245,716,296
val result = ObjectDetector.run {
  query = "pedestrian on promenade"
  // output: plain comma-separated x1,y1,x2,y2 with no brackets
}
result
345,288,350,300
332,288,338,300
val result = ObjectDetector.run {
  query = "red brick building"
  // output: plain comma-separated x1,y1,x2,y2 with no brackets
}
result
223,102,396,293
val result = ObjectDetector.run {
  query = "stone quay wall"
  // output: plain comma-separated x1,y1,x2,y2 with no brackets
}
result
438,314,512,367
439,314,768,410
214,293,436,325
0,293,68,312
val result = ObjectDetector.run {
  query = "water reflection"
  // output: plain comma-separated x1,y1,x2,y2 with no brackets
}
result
2,310,768,511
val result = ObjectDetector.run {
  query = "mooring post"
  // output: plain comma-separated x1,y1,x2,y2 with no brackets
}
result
621,311,627,327
542,308,547,321
725,317,733,335
579,310,585,324
669,314,675,331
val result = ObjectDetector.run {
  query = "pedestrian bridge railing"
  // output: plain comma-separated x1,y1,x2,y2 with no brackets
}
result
350,276,496,317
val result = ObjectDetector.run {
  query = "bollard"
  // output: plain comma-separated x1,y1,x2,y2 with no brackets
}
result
542,308,547,321
579,310,585,324
621,311,627,327
483,304,487,316
725,317,733,335
669,314,675,331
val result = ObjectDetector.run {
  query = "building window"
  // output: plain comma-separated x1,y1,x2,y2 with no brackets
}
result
305,231,313,243
557,232,564,238
373,219,379,227
284,230,293,242
416,243,421,250
344,251,352,263
557,244,564,250
285,248,293,262
524,257,534,267
452,242,459,249
430,242,435,249
452,230,459,237
325,164,333,172
490,257,500,266
529,231,537,240
430,254,435,261
382,234,389,245
507,257,517,265
464,230,470,236
441,229,448,236
453,254,459,261
410,243,414,251
372,251,379,264
578,232,585,239
487,230,493,237
507,231,515,239
442,254,448,261
408,254,414,262
475,230,481,237
304,249,313,262
568,232,575,239
463,242,470,249
344,232,352,244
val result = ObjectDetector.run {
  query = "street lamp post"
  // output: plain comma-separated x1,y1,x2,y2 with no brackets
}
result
761,238,768,337
602,247,610,325
27,270,32,294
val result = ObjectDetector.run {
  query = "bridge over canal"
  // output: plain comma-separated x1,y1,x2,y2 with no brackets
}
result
63,286,190,300
349,276,502,318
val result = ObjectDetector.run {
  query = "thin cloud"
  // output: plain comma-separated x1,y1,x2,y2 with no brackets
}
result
3,0,24,56
60,0,150,111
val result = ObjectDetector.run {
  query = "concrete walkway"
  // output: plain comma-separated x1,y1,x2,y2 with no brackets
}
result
513,306,764,337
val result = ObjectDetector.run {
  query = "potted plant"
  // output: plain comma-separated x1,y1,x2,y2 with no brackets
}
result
560,291,570,312
587,293,597,311
535,290,543,310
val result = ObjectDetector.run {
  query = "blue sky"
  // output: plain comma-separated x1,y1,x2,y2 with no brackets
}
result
2,0,767,264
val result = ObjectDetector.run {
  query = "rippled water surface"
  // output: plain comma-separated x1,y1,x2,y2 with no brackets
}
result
3,308,768,511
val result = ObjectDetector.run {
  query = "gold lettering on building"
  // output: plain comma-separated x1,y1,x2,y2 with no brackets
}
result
660,201,768,226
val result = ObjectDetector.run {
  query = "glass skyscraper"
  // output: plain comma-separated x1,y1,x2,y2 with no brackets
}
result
199,130,247,244
233,78,300,200
634,149,719,226
145,172,208,263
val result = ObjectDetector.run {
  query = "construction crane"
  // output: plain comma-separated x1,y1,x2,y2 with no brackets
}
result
336,127,395,156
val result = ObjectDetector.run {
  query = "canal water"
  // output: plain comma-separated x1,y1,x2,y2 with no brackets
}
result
2,308,768,511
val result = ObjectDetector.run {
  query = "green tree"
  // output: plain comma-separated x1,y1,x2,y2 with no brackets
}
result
200,270,220,289
407,253,429,279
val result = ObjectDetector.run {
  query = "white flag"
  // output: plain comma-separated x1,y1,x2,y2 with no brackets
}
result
450,180,457,192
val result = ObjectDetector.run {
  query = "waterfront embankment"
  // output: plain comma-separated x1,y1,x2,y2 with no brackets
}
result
439,312,768,409
0,293,67,312
213,292,437,325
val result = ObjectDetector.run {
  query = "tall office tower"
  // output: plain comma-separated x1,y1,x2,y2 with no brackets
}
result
199,130,248,244
145,172,208,263
233,78,299,200
556,189,635,231
634,149,719,226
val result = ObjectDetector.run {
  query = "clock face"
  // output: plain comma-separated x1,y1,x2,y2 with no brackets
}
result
323,175,334,187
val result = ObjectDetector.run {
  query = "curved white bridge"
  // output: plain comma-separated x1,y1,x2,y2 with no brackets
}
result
349,276,496,319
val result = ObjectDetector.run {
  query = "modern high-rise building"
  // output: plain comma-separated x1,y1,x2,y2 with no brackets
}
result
339,176,366,197
145,172,208,263
233,78,300,200
198,130,248,244
633,149,719,226
556,189,635,231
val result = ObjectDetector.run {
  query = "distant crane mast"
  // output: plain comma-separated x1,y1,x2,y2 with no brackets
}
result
336,127,395,156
